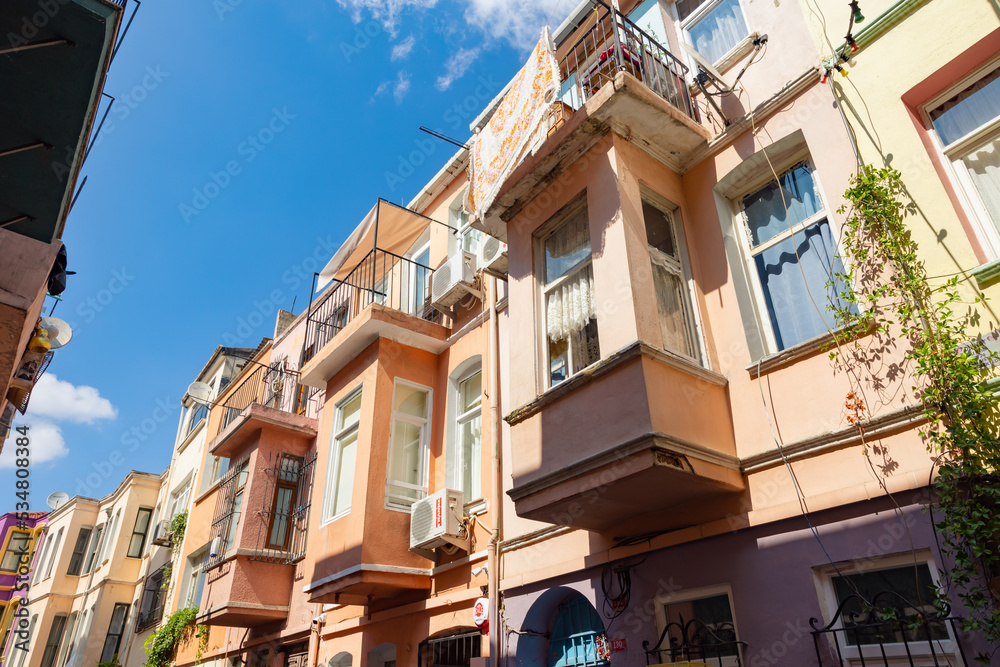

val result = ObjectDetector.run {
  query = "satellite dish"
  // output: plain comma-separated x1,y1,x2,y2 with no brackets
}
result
38,317,73,349
46,491,69,510
187,382,213,406
680,42,731,91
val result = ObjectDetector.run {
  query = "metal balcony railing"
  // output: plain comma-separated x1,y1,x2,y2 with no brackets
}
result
302,248,444,364
549,0,695,132
221,362,302,430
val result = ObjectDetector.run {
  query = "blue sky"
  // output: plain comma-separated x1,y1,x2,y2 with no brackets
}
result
3,0,572,507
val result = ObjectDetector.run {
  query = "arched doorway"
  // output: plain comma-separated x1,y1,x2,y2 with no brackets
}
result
548,593,610,667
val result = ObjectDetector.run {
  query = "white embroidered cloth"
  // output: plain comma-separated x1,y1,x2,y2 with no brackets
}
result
465,27,560,220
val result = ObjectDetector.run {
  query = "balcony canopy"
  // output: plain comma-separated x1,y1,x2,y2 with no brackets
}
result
315,198,453,292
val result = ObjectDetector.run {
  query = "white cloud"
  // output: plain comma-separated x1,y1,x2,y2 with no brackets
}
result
336,0,438,36
372,80,391,98
463,0,569,50
0,418,69,468
391,35,417,61
26,374,117,424
435,47,480,90
393,70,412,103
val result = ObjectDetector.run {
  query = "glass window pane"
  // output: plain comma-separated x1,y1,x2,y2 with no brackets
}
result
960,134,1000,227
269,487,294,547
459,372,482,413
339,392,363,430
643,200,678,258
753,219,855,350
743,163,823,247
545,207,591,283
931,66,1000,145
662,594,738,658
394,385,427,418
390,421,423,487
333,434,357,516
461,415,482,503
687,0,748,64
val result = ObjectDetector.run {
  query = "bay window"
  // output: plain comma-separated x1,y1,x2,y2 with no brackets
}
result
386,380,431,509
323,389,362,522
541,198,600,388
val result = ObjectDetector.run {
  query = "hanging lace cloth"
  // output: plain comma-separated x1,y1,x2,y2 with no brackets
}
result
547,264,595,343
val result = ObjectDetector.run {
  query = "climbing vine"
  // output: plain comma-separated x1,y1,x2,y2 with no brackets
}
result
830,165,1000,662
142,607,208,667
168,510,188,549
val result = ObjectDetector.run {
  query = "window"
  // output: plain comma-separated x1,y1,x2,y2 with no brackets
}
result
454,369,482,504
323,389,362,522
928,60,1000,256
186,402,209,436
267,455,303,549
14,614,36,667
169,481,192,518
408,243,432,318
541,200,600,387
0,532,29,572
211,458,250,558
738,161,854,351
38,614,67,667
34,533,52,584
386,381,431,509
418,631,481,667
452,190,483,257
66,527,91,576
676,0,749,65
642,196,702,361
127,508,153,558
56,612,76,667
99,603,129,662
201,453,230,494
368,643,396,667
136,566,168,631
652,587,741,665
183,548,209,608
83,524,104,573
100,510,120,563
548,594,609,667
42,528,63,579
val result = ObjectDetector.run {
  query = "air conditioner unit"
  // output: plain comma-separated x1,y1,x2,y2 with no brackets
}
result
409,488,469,560
150,520,172,546
480,236,508,278
431,251,479,310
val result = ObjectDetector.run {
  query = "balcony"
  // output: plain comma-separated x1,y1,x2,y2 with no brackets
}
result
300,246,451,388
505,342,743,535
211,362,318,459
477,2,712,239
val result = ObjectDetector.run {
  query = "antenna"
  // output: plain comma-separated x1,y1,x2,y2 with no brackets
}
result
187,382,213,406
38,317,73,349
46,491,69,510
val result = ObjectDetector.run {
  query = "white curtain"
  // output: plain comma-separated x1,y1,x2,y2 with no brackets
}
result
962,135,1000,228
689,0,747,65
546,264,595,343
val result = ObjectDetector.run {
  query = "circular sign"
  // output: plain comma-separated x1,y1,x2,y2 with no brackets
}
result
473,597,489,631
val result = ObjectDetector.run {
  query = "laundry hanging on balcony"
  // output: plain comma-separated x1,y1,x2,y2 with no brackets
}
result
465,27,560,221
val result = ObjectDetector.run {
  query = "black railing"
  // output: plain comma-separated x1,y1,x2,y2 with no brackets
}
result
303,248,444,363
554,0,694,130
134,563,169,632
248,450,316,564
221,362,301,429
417,630,482,667
644,619,747,666
810,591,968,666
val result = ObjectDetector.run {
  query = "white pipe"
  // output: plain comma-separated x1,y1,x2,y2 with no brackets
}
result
487,276,501,666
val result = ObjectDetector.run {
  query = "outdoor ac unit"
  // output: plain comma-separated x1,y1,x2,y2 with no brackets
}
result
409,488,469,560
480,236,508,277
150,520,172,546
431,251,478,309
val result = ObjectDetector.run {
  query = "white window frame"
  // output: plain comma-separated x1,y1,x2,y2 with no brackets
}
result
673,0,751,67
922,53,1000,260
322,386,363,524
385,378,432,511
182,546,210,608
406,235,432,317
732,156,843,354
814,551,959,665
169,476,193,519
452,364,483,505
536,195,599,390
42,527,62,580
652,583,742,667
641,188,707,364
451,188,482,258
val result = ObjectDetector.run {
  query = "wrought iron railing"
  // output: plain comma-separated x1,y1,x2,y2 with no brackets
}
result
417,630,482,667
553,0,694,131
810,591,968,666
302,248,445,364
221,361,302,429
644,618,747,666
206,455,250,570
134,563,170,632
248,450,316,564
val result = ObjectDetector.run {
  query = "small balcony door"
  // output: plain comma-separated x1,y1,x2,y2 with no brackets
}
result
408,243,431,318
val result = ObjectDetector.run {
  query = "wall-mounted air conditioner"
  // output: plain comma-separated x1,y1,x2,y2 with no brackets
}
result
150,520,173,546
409,488,469,560
480,236,508,278
431,251,479,310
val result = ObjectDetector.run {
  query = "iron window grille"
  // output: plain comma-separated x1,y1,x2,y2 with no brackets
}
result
135,564,170,632
249,450,316,564
417,630,481,667
207,455,250,569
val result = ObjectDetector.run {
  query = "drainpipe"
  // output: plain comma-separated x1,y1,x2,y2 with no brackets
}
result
487,276,501,667
310,609,325,666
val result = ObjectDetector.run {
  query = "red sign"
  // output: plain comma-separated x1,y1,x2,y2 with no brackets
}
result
609,638,627,653
435,497,443,528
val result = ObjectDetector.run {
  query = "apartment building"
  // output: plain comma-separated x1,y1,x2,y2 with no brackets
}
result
0,511,46,667
0,0,124,448
16,471,161,667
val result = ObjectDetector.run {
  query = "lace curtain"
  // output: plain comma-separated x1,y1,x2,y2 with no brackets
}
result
686,0,747,65
962,135,1000,229
546,264,595,343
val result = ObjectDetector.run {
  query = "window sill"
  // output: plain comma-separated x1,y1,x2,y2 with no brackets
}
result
320,510,351,527
747,322,873,378
465,498,488,516
972,258,1000,288
687,32,759,97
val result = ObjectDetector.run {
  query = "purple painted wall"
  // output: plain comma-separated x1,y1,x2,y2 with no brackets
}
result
0,511,46,604
500,492,986,667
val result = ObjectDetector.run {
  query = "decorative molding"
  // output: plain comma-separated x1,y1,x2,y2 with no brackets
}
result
740,404,927,473
746,322,874,378
972,259,1000,288
304,562,432,594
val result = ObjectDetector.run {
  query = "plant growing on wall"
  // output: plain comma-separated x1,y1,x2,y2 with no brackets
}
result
830,164,1000,662
168,510,188,549
142,607,208,667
